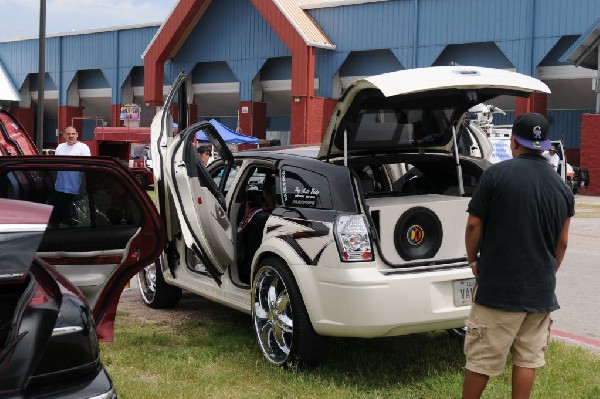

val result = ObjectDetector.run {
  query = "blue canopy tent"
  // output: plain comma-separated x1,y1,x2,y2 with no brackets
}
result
196,119,259,144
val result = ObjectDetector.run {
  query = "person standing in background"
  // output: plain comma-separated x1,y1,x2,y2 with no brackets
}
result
49,126,91,227
197,145,212,166
543,145,560,171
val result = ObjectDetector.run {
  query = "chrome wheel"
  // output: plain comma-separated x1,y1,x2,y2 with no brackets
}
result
447,326,467,338
253,266,293,365
252,257,327,368
137,263,157,303
137,257,181,309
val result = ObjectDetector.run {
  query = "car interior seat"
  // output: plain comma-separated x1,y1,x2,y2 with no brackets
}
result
237,176,274,284
355,170,375,195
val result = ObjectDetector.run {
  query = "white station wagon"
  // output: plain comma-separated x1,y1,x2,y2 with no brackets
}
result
138,66,550,367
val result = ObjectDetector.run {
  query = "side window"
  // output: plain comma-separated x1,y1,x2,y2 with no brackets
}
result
211,161,240,193
280,166,332,209
0,168,141,229
237,167,280,208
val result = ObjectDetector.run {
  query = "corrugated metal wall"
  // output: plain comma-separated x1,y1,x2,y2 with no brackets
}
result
0,25,158,105
173,0,289,99
548,109,594,148
0,39,42,91
310,0,600,82
483,109,593,148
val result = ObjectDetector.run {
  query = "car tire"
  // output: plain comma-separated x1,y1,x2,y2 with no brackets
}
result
137,258,182,309
252,256,328,368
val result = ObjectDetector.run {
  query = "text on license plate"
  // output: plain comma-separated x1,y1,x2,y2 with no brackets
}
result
453,278,475,307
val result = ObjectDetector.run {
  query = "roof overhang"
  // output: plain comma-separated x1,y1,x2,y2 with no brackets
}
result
560,18,600,70
0,61,20,102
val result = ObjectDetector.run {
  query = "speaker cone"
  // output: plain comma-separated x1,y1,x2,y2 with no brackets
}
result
394,207,443,260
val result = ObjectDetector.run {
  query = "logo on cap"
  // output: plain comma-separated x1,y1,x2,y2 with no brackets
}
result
533,126,542,139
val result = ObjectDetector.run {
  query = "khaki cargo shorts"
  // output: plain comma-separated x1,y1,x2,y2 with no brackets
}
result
464,303,552,377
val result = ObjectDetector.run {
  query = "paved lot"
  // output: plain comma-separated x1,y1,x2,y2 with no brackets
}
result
551,194,600,353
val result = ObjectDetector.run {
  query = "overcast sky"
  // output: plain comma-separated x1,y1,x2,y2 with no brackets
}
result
0,0,179,41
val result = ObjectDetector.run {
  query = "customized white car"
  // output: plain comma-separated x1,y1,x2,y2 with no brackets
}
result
139,66,550,367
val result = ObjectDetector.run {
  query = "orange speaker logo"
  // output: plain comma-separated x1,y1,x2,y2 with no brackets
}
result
406,225,425,246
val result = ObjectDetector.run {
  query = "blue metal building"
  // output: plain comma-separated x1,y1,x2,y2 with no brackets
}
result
0,0,598,163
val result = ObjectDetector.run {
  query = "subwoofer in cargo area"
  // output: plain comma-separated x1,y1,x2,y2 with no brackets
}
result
366,195,470,264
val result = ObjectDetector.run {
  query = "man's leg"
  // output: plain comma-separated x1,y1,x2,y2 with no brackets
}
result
512,366,535,399
462,369,489,399
511,312,550,399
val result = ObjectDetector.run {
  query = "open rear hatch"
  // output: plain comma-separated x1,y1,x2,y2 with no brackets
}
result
318,66,550,161
0,200,60,392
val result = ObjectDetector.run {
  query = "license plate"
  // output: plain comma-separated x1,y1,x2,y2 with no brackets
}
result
453,278,475,307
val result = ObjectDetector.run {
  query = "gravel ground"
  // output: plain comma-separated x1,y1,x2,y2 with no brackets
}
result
118,278,248,327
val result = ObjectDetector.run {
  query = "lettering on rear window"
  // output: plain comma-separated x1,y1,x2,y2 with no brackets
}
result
280,167,331,209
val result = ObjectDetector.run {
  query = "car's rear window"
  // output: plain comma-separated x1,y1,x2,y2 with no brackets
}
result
346,107,454,149
280,166,333,209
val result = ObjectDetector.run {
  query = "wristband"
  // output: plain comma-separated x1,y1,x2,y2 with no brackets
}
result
469,260,478,268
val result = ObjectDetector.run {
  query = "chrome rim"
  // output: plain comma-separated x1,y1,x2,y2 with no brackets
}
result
138,263,157,302
252,266,293,365
448,326,467,337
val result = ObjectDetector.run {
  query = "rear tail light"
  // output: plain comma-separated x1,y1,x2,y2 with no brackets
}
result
29,284,54,306
335,214,373,262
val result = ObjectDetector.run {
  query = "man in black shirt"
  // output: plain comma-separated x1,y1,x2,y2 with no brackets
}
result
462,113,574,399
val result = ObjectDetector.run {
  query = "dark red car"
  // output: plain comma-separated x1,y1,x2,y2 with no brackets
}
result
0,110,164,397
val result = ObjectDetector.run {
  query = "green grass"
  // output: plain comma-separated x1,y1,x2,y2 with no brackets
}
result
102,304,600,399
146,188,156,204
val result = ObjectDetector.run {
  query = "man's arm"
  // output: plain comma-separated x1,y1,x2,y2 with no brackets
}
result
465,214,483,278
555,217,571,271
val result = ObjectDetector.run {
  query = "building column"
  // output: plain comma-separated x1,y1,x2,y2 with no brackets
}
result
9,107,35,139
58,106,83,138
515,92,548,117
581,114,600,195
110,104,122,127
307,97,337,143
290,96,337,144
188,103,198,125
238,101,266,139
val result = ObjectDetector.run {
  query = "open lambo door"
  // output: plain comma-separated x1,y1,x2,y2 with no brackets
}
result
0,156,165,340
161,120,236,286
151,72,236,286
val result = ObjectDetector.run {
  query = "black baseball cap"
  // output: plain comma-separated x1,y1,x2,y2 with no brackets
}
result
512,113,550,151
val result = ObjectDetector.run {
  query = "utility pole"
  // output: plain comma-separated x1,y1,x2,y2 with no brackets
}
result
36,0,46,152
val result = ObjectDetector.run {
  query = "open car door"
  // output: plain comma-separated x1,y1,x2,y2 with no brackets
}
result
0,156,165,341
162,120,236,286
0,109,40,156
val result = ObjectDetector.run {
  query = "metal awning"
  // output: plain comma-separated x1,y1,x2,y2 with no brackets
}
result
560,18,600,70
0,60,20,102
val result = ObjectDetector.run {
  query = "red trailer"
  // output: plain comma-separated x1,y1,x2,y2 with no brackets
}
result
72,116,153,188
92,125,153,188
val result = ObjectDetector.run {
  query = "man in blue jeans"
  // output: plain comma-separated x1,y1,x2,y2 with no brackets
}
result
462,113,574,399
50,126,90,227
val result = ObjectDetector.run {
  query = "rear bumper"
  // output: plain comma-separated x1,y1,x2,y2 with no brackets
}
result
292,263,473,337
26,366,116,399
